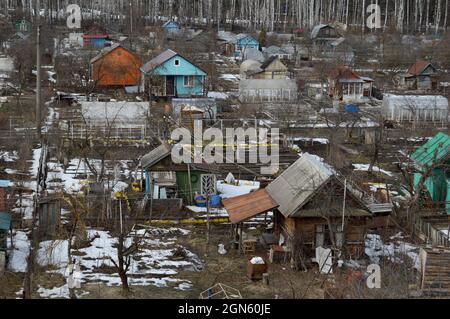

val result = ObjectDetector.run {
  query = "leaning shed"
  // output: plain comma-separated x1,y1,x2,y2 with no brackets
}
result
382,94,449,124
266,153,372,259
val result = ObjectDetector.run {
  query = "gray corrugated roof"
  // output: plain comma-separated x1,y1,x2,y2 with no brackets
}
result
311,24,331,39
266,153,334,218
264,46,287,55
141,49,178,74
141,143,172,169
260,56,278,70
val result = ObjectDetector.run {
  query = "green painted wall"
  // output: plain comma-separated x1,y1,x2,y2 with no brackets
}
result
414,168,449,214
176,170,203,202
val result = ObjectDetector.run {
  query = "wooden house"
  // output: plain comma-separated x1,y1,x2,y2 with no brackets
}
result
82,26,109,48
401,61,439,91
140,49,207,98
162,21,181,35
263,46,292,61
311,24,341,43
328,66,373,103
235,34,260,58
411,132,450,214
141,143,299,205
224,153,373,261
247,56,289,80
90,44,142,88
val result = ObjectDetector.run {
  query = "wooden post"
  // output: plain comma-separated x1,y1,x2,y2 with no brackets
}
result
187,164,193,204
239,224,243,254
36,24,41,138
263,273,270,286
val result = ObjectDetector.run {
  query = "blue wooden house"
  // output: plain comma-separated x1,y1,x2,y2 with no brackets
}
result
140,49,207,98
82,26,108,48
235,34,260,58
162,21,181,35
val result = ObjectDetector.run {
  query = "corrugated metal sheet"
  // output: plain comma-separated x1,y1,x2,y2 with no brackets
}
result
367,203,393,214
141,143,172,170
266,153,334,218
411,132,450,167
141,49,178,74
223,189,278,224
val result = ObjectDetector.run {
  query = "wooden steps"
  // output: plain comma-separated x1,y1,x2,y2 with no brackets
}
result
420,248,450,297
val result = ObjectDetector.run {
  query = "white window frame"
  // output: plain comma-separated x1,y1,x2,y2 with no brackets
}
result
174,59,181,67
184,75,195,87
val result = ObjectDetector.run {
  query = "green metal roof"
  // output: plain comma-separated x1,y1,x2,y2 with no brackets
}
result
0,212,11,231
411,132,450,168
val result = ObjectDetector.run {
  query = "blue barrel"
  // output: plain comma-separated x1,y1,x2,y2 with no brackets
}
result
195,195,207,207
208,195,222,207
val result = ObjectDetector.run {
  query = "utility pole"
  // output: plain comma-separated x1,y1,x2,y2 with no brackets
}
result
130,1,133,34
217,1,220,32
129,1,133,48
36,0,42,139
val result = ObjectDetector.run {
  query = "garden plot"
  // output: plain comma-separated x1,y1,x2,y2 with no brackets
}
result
45,157,138,195
8,226,202,298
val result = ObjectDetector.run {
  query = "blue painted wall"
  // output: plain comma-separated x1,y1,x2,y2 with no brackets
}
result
174,75,205,96
235,36,260,57
152,54,206,96
86,38,106,48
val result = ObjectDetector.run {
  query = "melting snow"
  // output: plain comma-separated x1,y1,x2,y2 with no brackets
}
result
365,233,420,270
353,164,394,177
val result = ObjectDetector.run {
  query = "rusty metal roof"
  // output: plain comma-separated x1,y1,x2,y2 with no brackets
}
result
407,60,434,76
223,189,278,224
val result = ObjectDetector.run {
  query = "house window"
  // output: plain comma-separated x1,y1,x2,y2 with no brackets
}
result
184,76,194,87
174,59,180,66
315,224,344,248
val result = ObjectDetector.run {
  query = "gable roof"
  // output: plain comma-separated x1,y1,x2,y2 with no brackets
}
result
223,189,278,224
90,43,136,64
141,49,178,74
407,61,435,76
260,56,278,70
236,34,259,44
140,49,207,76
222,153,371,221
266,153,334,217
266,153,368,218
265,45,288,55
329,66,369,83
163,20,180,28
411,132,450,168
311,24,336,39
141,143,172,170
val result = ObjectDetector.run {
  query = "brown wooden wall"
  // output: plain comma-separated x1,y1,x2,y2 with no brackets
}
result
92,47,141,87
276,212,368,259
